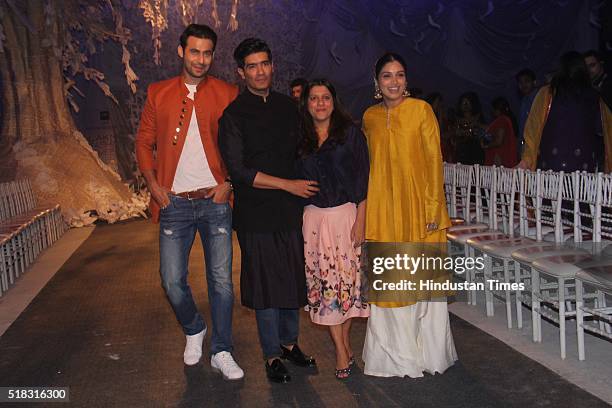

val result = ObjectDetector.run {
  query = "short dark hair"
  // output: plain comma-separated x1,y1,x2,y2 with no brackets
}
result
233,38,272,68
515,68,536,82
290,78,308,89
583,49,602,61
374,52,408,78
179,24,217,51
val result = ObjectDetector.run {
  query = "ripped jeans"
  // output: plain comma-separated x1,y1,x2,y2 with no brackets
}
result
159,194,234,354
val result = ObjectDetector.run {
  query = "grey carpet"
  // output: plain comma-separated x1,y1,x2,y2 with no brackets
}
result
0,219,608,408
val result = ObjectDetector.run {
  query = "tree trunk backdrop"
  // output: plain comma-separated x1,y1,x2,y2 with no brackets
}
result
0,0,146,227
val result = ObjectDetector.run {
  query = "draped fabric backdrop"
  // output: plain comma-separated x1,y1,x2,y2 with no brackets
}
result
299,0,601,121
70,0,603,191
0,0,602,226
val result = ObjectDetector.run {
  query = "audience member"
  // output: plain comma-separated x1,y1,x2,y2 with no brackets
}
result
453,92,486,165
289,77,308,102
584,50,612,110
515,68,538,156
483,97,518,167
519,51,612,173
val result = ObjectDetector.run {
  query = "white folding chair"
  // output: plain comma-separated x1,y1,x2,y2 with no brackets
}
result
575,263,612,361
528,171,602,359
574,172,612,360
464,166,526,325
474,170,572,329
447,164,489,231
447,166,507,305
444,163,456,218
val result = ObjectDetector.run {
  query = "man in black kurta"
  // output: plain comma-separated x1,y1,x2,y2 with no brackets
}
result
218,38,317,383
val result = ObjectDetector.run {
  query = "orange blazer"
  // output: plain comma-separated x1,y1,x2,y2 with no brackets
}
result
135,75,239,222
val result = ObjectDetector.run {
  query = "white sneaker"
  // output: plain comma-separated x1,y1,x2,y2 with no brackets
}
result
211,351,245,380
183,328,206,366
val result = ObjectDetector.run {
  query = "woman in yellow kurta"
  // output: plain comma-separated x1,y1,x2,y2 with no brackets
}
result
361,53,457,378
518,79,612,173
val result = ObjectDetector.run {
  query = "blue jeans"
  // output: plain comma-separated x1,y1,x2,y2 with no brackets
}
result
255,308,299,360
159,195,234,355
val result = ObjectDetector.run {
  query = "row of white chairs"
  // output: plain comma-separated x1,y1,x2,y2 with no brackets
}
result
0,179,66,296
443,163,611,361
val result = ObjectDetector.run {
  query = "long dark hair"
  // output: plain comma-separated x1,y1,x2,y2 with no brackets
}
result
298,79,353,156
491,97,518,136
550,51,592,99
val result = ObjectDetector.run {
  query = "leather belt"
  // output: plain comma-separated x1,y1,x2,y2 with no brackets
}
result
174,187,214,200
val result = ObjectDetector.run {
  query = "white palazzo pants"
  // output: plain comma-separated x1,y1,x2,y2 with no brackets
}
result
363,300,458,378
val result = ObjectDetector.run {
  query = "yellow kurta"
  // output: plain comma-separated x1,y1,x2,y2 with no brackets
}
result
363,98,452,307
363,97,451,242
522,85,612,172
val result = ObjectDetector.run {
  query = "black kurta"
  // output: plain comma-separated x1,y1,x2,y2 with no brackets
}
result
219,90,306,309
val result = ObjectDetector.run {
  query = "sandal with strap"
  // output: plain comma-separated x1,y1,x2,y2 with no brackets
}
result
348,356,355,367
335,366,351,380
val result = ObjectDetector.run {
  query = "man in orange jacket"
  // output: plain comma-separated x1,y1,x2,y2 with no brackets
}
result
135,24,243,380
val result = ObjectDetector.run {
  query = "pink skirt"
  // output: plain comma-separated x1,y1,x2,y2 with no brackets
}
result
303,203,369,325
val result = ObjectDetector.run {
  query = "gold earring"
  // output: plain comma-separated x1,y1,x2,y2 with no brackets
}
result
403,88,410,97
374,85,383,100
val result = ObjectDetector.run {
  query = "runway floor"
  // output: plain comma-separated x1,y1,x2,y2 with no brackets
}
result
0,219,609,407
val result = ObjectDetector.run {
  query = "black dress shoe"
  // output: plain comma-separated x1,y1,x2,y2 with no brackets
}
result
266,358,291,383
280,344,317,367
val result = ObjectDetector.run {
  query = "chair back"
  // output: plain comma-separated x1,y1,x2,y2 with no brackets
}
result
493,166,519,236
476,165,495,228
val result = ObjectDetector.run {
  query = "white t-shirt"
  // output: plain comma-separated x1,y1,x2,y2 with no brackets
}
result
172,83,217,193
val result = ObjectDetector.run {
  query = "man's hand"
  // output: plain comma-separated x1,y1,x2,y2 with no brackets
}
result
205,181,232,203
142,169,170,209
284,180,319,198
150,183,171,209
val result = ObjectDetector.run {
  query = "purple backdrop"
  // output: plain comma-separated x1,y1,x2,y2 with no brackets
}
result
298,0,601,122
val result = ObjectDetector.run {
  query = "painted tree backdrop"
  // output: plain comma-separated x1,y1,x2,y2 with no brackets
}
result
0,0,605,226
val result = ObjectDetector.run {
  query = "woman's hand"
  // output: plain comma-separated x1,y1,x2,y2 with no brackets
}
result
352,200,367,247
351,216,366,248
426,222,438,232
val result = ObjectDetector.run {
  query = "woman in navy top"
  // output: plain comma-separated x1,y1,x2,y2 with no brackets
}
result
297,79,370,379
